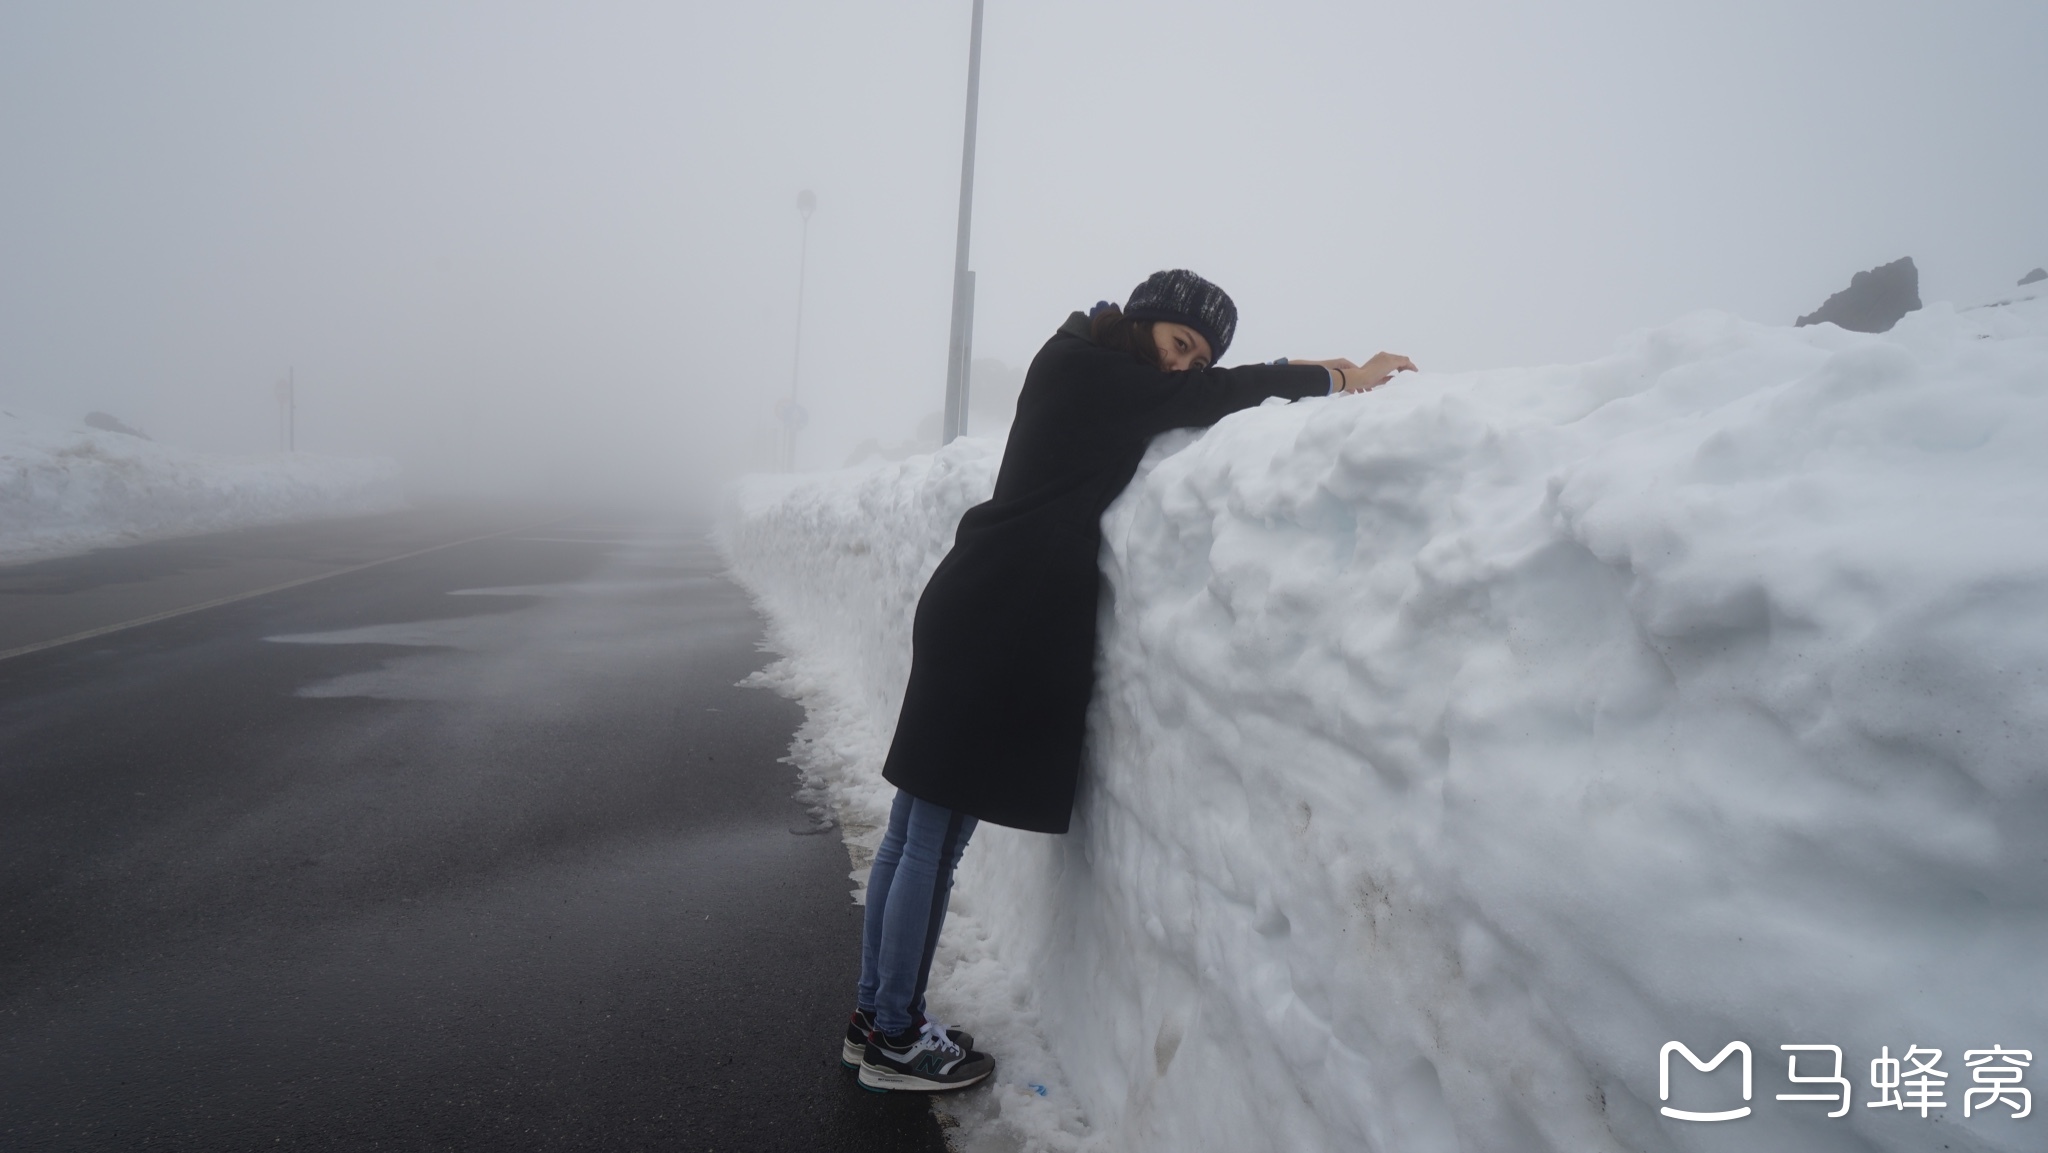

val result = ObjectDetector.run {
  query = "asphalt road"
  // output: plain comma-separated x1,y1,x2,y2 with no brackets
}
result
0,510,948,1152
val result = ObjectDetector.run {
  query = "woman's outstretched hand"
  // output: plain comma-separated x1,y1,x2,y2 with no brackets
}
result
1340,352,1417,393
1293,353,1417,393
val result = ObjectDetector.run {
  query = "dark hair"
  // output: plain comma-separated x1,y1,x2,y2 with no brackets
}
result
1087,303,1162,369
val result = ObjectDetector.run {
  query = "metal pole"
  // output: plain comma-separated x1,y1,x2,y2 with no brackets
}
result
941,0,984,444
788,190,816,471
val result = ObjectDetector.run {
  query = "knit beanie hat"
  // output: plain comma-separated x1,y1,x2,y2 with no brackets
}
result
1123,269,1237,361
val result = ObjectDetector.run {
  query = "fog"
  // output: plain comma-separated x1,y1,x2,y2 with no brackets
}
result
3,1,2042,500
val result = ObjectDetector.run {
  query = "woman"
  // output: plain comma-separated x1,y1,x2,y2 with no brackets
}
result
846,269,1415,1093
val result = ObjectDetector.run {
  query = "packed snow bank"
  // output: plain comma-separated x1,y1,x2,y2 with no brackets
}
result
0,411,406,564
721,288,2048,1153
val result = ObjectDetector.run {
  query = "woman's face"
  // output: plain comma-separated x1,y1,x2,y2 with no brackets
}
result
1151,322,1213,372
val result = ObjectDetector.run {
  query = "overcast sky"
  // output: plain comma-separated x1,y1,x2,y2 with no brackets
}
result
3,1,2042,495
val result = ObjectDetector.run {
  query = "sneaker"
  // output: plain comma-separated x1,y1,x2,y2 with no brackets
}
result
857,1019,995,1093
841,1009,975,1068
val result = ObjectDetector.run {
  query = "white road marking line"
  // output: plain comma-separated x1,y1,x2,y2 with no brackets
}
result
0,520,564,663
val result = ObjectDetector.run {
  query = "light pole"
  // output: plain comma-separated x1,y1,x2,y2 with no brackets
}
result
275,367,296,451
781,189,817,470
941,0,985,445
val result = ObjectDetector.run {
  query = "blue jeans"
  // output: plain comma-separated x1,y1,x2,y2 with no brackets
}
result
858,789,977,1036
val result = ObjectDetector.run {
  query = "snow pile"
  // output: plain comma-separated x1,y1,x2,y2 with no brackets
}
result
0,410,406,564
722,287,2048,1153
721,446,1005,875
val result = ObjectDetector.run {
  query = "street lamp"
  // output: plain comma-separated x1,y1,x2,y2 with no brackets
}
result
941,0,985,445
779,189,817,470
274,367,296,451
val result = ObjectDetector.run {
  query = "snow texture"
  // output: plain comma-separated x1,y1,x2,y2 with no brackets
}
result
720,285,2048,1153
0,410,406,564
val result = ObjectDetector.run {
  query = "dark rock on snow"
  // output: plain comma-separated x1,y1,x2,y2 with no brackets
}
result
83,411,151,439
2021,267,2046,287
1795,257,1921,333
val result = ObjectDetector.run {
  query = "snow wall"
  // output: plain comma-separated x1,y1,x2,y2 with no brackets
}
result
720,289,2048,1153
1,411,407,565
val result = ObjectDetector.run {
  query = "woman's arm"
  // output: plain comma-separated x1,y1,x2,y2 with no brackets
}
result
1105,356,1332,436
1033,334,1416,442
1288,353,1418,393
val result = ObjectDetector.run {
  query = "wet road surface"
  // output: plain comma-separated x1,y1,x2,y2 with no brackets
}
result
0,511,946,1151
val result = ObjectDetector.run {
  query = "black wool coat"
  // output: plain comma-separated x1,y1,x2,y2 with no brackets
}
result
879,311,1331,833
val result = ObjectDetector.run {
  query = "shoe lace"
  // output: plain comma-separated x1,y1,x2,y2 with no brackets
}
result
919,1017,964,1059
